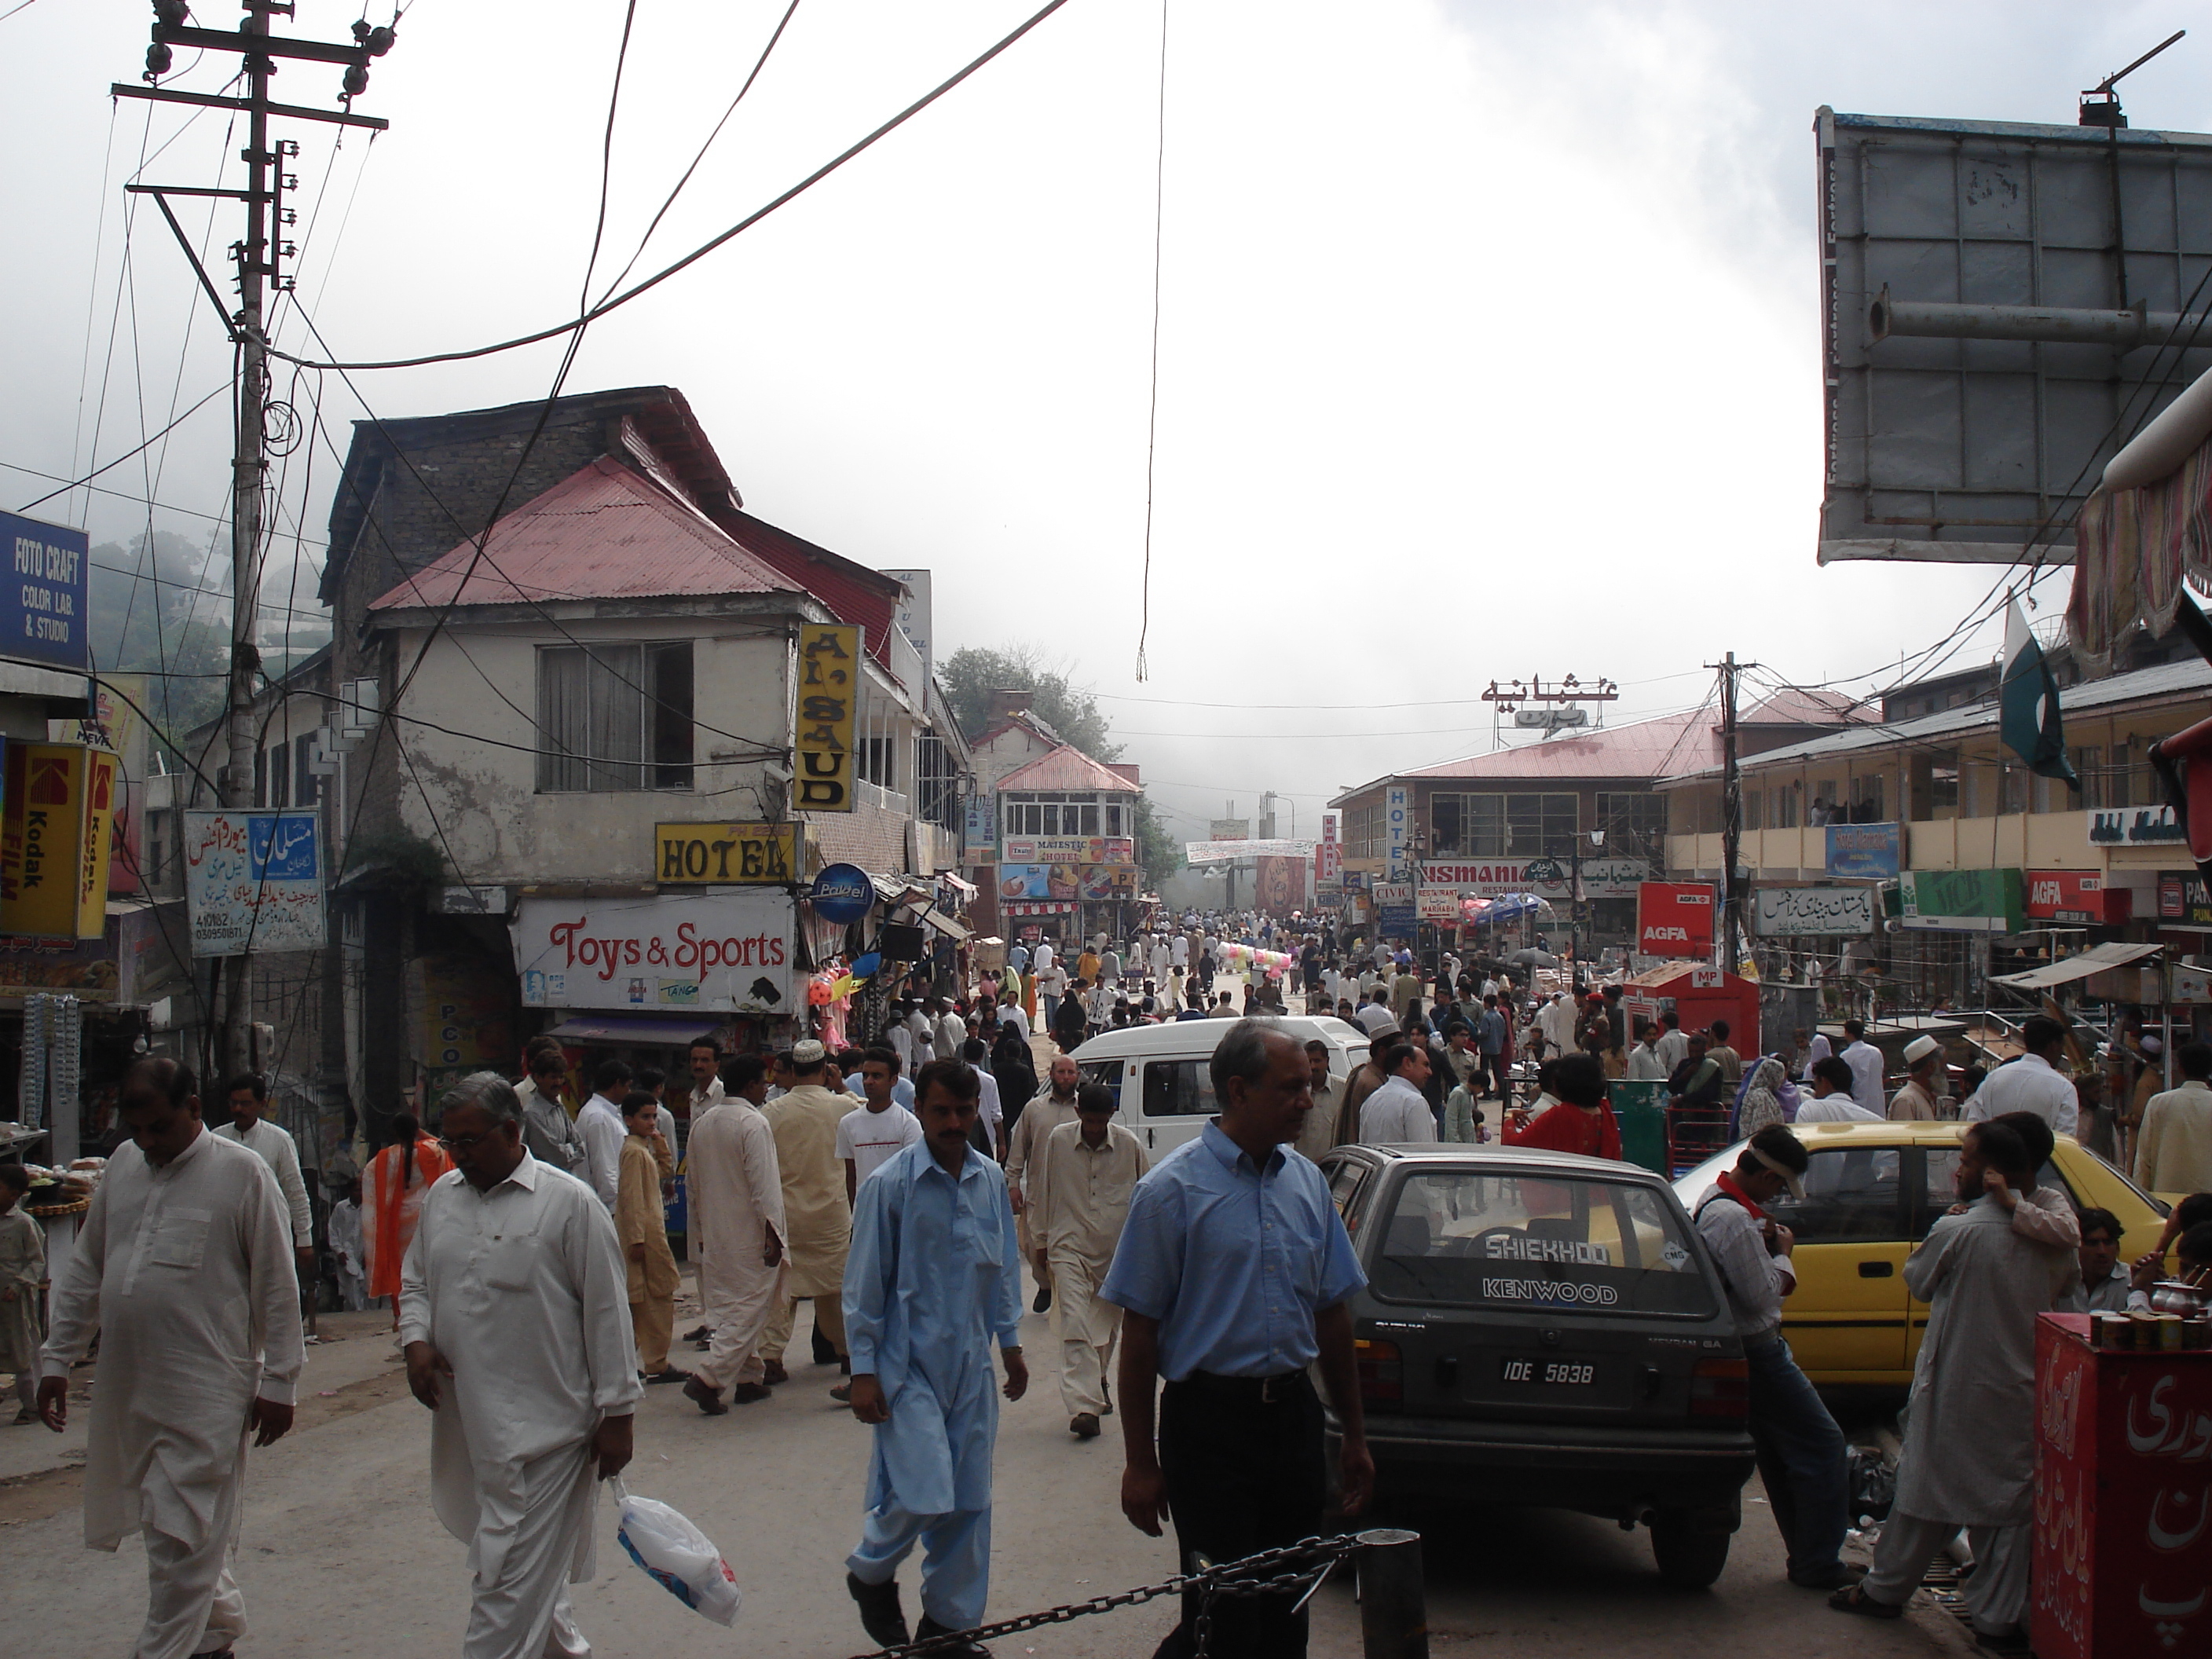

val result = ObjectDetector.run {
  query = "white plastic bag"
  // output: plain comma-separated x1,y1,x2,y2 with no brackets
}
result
610,1478,742,1626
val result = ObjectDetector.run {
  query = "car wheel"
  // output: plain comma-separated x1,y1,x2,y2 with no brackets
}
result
1648,1512,1731,1590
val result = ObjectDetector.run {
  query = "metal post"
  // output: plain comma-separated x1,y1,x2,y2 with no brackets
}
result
1357,1528,1427,1659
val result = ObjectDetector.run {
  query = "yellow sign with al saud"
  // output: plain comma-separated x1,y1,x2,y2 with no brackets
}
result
654,822,804,885
794,623,859,812
1,743,90,939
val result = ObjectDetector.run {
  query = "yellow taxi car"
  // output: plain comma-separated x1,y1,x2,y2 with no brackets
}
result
1672,1122,2171,1386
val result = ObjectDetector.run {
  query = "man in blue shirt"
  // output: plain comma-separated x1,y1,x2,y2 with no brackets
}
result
1102,1019,1372,1658
841,1058,1027,1657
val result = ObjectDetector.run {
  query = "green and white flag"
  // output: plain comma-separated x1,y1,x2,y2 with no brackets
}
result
2000,601,2079,788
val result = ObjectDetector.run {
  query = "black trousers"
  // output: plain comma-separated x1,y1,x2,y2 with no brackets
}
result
1153,1372,1327,1659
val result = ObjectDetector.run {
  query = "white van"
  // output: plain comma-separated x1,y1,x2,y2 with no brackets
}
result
1068,1015,1372,1156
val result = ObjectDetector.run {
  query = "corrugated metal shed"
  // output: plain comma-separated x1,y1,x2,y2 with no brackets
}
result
1403,710,1719,784
995,744,1144,794
368,457,800,611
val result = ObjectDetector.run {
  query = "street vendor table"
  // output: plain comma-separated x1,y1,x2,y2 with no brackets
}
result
2033,1312,2212,1659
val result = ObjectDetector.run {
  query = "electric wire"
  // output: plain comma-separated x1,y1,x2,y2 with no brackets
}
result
261,0,1075,373
1133,0,1167,682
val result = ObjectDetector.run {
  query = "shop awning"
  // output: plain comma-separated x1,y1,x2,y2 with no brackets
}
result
915,909,972,943
544,1014,723,1046
1987,941,2163,991
1005,901,1079,916
939,872,979,899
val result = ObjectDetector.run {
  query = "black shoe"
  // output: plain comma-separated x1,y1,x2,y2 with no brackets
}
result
683,1377,727,1416
848,1572,910,1646
1032,1285,1052,1314
811,1321,838,1365
915,1613,992,1657
1070,1412,1101,1439
840,1355,851,1375
683,1325,712,1342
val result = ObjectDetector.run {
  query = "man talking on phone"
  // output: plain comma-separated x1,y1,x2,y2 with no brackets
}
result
1694,1124,1857,1590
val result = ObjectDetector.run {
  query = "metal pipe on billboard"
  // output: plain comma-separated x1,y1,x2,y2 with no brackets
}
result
1868,292,2203,350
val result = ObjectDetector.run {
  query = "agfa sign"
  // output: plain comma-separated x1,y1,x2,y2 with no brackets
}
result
1636,881,1714,958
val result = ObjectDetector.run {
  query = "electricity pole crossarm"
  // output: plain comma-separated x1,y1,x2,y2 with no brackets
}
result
113,0,397,1076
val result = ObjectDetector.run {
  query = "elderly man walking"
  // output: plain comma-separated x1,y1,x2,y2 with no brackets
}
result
1104,1019,1372,1659
401,1073,639,1659
760,1039,855,1390
843,1059,1027,1657
38,1057,303,1659
684,1055,786,1413
1031,1082,1150,1439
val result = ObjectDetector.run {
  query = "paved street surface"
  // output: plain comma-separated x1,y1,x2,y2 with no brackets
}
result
5,1298,1976,1658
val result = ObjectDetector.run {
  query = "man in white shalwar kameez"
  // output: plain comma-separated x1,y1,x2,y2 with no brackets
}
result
683,1055,787,1413
1831,1119,2072,1646
38,1057,304,1659
401,1073,640,1659
842,1058,1027,1654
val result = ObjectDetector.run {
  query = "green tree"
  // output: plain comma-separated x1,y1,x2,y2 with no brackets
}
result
939,643,1183,884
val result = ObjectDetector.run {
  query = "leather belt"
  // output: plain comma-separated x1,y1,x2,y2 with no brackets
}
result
1176,1368,1309,1404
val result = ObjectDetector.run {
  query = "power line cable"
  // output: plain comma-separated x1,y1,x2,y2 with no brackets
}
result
262,0,1074,373
1133,0,1167,682
13,384,230,516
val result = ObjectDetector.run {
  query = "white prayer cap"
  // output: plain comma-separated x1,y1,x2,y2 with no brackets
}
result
1904,1035,1941,1065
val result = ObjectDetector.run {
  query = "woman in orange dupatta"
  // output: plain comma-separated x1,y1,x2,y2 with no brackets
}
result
360,1111,452,1328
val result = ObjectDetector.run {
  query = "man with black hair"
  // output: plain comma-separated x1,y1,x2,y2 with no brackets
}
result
1964,1014,2078,1137
1838,1019,1885,1115
214,1071,316,1284
1832,1120,2072,1650
1695,1126,1855,1589
577,1056,633,1212
2067,1207,2132,1313
2135,1038,2212,1194
684,1055,785,1413
516,1038,584,1174
1356,1042,1437,1144
1503,1053,1623,1159
1797,1057,1881,1123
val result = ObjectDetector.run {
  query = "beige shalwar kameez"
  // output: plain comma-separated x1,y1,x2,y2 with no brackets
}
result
760,1083,853,1363
1028,1119,1148,1418
685,1099,786,1397
400,1153,641,1659
39,1131,303,1659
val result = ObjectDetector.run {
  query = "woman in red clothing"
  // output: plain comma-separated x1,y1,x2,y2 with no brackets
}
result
1502,1053,1623,1161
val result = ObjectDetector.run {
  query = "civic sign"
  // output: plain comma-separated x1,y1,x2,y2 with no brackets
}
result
181,811,325,957
809,862,876,925
654,821,801,885
1752,885,1876,937
794,624,859,811
1898,868,2025,934
1420,858,1647,900
1826,822,1901,879
1637,881,1714,957
2025,870,2127,925
0,510,90,672
515,891,793,1013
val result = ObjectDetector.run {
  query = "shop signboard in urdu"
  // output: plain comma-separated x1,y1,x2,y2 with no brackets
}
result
1415,885,1460,921
515,891,794,1014
1637,881,1715,957
0,510,90,672
1752,885,1876,937
2024,870,2129,926
181,811,326,956
794,624,859,812
654,821,803,885
1897,868,2024,934
1826,822,1901,879
963,793,996,858
0,743,88,939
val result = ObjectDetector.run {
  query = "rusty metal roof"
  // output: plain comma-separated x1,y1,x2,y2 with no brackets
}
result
367,457,800,613
994,744,1142,794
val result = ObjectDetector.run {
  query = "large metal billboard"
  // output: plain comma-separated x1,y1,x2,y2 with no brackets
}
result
1818,109,2212,566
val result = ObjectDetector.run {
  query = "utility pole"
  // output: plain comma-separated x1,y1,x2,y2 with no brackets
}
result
115,2,394,1075
1712,651,1745,972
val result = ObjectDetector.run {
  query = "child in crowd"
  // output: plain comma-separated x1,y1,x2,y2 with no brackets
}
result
0,1166,46,1423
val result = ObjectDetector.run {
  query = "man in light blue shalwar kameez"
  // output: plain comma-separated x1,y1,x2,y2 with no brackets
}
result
843,1057,1027,1657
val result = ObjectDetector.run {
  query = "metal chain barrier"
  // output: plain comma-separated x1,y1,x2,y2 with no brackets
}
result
848,1532,1364,1658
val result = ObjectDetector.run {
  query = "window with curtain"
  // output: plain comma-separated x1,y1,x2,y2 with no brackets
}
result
537,642,694,792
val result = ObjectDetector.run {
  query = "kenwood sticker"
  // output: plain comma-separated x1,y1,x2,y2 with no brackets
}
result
1481,1278,1620,1306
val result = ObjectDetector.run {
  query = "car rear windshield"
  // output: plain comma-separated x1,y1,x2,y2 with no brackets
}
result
1369,1169,1718,1317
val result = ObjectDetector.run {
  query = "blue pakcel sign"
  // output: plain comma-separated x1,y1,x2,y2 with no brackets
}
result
811,862,875,925
0,511,90,673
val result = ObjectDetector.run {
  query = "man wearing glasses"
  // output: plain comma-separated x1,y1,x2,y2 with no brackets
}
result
515,1035,584,1175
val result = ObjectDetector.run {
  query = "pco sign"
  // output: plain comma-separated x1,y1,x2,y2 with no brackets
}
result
811,862,875,925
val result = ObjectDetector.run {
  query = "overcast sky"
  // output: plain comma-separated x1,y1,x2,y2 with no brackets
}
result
6,1,2208,838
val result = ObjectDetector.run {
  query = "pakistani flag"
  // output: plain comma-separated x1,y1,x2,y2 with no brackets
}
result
2001,601,2079,789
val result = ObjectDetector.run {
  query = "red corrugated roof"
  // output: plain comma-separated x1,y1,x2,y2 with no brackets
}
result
703,507,903,676
1401,710,1719,783
995,745,1143,794
367,457,799,611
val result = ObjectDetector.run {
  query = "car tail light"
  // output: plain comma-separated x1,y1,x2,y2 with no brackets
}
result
1690,1357,1749,1419
1356,1339,1402,1408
